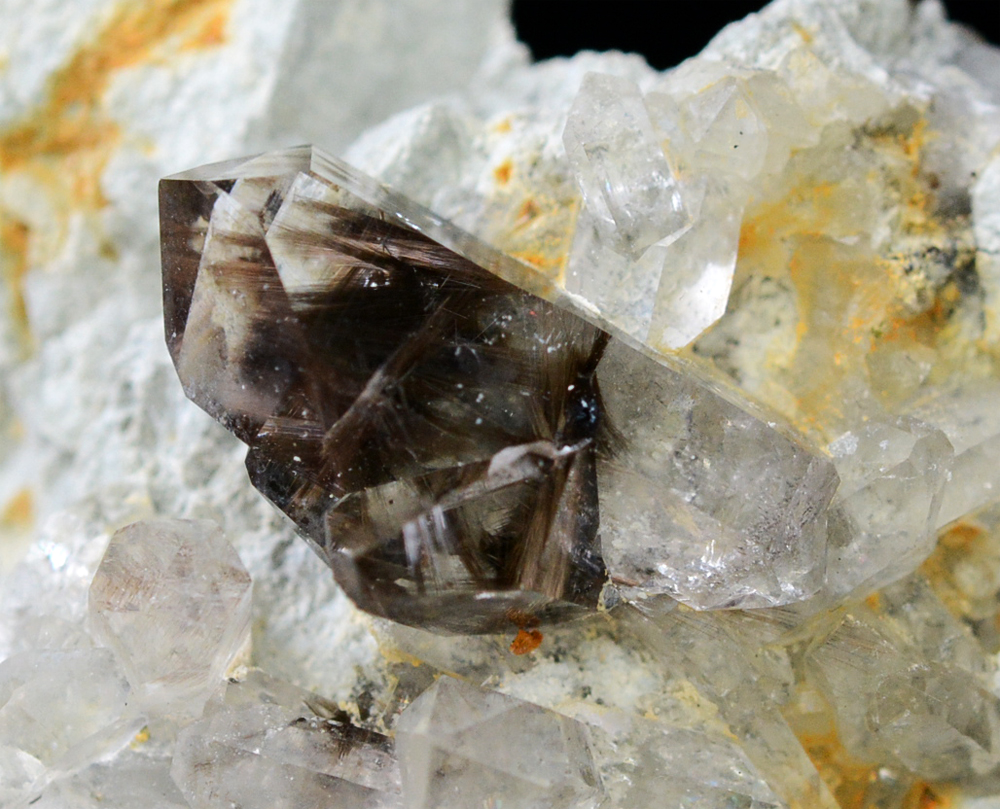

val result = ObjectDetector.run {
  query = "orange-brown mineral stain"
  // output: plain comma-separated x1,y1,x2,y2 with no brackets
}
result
0,217,32,349
790,20,814,44
509,628,543,655
0,0,234,180
509,250,550,271
181,6,229,50
486,190,578,283
506,608,543,654
921,520,1000,648
0,488,33,531
130,726,151,748
514,198,541,227
0,0,234,343
938,521,986,552
714,117,961,438
802,735,879,809
799,725,956,809
906,783,954,809
493,159,513,186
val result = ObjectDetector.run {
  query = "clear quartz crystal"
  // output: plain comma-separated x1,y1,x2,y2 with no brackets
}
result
582,709,784,809
621,602,841,809
88,519,252,718
908,381,1000,528
645,173,748,352
599,338,838,609
172,671,402,809
160,144,839,626
394,676,603,809
563,72,689,260
562,72,703,347
0,647,141,804
807,608,1000,780
677,76,770,180
822,416,954,600
28,748,188,809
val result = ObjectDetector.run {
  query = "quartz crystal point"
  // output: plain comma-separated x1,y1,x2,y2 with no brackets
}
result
159,145,839,632
598,339,837,609
394,676,603,809
88,519,252,718
563,73,690,260
30,749,189,809
622,602,842,809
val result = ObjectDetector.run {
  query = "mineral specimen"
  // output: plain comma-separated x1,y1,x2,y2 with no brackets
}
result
0,647,141,805
159,146,838,631
4,0,1000,808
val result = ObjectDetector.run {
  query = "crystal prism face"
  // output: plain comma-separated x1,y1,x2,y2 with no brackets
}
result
586,711,783,809
160,145,838,632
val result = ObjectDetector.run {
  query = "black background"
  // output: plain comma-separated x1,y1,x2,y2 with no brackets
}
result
512,1,999,71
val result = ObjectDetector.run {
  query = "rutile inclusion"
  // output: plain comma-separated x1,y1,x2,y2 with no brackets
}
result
159,146,839,632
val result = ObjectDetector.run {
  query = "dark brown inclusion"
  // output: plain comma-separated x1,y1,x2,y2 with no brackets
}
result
159,147,612,633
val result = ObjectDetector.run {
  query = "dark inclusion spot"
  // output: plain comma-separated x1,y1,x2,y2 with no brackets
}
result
293,694,393,760
162,165,617,634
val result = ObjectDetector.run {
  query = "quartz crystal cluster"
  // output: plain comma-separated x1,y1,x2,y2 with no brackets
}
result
2,0,1000,808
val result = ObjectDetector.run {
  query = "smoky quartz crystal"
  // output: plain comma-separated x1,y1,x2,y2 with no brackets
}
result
160,146,837,634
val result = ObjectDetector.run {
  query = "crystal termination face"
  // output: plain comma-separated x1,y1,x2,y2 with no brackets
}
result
160,146,837,633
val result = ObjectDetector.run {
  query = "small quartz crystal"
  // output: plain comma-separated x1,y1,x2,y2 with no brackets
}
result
0,648,141,804
88,519,252,717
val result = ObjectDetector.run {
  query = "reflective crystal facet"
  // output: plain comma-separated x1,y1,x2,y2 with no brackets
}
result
599,339,838,609
394,676,602,809
159,146,838,630
563,72,690,259
822,416,954,600
88,519,252,718
807,608,1000,780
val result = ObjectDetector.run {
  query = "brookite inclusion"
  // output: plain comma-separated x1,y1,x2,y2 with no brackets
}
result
159,145,838,634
